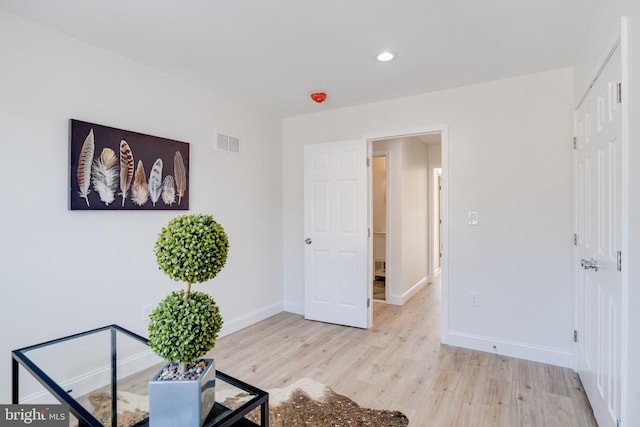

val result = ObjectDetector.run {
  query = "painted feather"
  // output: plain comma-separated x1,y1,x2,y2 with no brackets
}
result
161,175,176,205
77,129,95,206
174,151,186,205
91,148,118,206
119,140,134,207
148,158,163,206
131,160,149,206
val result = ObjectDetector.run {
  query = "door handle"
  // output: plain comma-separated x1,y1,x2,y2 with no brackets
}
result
305,238,312,245
580,258,599,272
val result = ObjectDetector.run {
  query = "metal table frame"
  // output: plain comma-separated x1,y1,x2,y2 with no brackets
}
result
12,324,268,427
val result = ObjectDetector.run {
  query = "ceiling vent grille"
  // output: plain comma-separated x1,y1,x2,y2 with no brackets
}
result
216,133,240,154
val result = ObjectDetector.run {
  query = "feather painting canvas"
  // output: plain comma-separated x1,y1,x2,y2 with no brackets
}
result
69,119,189,210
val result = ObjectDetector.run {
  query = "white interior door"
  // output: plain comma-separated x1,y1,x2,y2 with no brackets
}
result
575,44,622,427
304,140,369,328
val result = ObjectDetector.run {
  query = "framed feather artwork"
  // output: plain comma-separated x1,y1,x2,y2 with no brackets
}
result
69,119,189,210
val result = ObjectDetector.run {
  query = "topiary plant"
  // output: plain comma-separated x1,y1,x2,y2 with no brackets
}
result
148,213,229,374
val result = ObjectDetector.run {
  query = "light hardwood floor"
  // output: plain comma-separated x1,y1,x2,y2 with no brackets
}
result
208,277,597,426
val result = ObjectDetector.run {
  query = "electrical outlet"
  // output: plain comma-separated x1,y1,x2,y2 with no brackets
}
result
142,304,153,323
470,291,480,307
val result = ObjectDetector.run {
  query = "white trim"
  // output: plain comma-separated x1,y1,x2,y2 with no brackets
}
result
367,139,373,327
283,301,304,315
429,166,442,280
21,350,160,404
446,330,574,368
388,276,428,305
365,126,445,142
220,302,283,336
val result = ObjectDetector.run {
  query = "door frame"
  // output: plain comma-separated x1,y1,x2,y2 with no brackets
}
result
434,167,443,276
366,124,449,339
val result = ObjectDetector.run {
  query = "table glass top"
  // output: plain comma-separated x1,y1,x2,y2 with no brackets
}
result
13,325,264,427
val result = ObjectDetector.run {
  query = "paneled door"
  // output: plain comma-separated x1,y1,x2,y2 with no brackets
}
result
304,140,369,328
575,44,622,427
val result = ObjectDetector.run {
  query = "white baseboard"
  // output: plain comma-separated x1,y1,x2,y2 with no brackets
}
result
388,277,428,306
219,302,283,337
283,300,304,315
21,350,161,404
445,330,573,368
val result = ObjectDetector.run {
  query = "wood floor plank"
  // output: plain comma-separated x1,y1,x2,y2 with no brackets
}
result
542,363,570,396
540,392,581,427
564,368,597,427
207,277,597,426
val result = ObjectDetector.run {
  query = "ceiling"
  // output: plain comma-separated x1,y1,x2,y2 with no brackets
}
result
0,0,597,118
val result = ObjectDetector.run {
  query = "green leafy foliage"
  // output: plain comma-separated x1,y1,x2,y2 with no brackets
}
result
155,214,229,283
155,213,229,284
149,213,228,364
148,291,223,363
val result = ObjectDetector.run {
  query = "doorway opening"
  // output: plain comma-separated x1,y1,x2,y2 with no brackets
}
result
369,132,443,310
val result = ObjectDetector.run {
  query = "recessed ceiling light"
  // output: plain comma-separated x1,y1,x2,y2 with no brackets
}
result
376,51,396,62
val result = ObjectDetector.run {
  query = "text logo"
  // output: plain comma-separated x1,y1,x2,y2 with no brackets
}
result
0,405,68,426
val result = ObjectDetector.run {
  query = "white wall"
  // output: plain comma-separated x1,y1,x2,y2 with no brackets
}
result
574,2,640,425
0,10,283,403
283,68,575,367
398,139,429,300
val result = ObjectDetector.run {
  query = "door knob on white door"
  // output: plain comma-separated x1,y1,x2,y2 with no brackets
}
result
305,238,312,245
580,258,599,272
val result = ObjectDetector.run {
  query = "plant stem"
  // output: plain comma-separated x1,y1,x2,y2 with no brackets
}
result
182,283,192,375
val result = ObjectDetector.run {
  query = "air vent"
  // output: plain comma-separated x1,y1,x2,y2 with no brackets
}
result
216,133,240,154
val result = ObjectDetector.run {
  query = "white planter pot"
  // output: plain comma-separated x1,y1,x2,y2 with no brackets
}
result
149,359,216,427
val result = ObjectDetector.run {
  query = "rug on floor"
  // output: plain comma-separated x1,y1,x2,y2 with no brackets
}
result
87,390,148,427
231,378,409,427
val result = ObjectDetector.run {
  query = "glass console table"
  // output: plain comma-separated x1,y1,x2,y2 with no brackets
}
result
12,325,268,427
